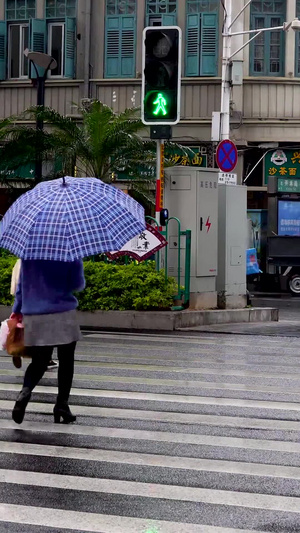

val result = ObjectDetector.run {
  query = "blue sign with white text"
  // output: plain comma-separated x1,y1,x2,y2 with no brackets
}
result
278,200,300,236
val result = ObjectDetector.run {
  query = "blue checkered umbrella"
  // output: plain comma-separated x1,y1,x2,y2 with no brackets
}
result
0,176,146,261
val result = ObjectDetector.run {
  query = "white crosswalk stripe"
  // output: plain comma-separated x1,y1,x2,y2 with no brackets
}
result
0,331,300,532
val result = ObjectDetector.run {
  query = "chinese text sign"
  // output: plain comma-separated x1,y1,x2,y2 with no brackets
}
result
278,201,300,236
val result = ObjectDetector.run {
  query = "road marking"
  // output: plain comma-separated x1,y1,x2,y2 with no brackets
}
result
0,418,300,453
2,441,300,480
1,400,300,429
1,469,300,513
0,504,262,533
3,373,300,397
2,383,300,412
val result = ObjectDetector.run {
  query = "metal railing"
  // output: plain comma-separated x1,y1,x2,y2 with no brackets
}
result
146,216,191,309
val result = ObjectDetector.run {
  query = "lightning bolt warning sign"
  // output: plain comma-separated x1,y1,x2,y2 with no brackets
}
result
205,217,211,233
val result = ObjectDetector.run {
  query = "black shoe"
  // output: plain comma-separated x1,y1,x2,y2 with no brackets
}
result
12,387,31,424
47,360,58,371
53,402,76,424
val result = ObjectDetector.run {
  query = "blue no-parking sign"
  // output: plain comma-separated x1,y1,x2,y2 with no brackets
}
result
216,139,238,172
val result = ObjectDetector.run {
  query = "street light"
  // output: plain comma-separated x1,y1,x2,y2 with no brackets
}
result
219,0,300,142
24,49,57,181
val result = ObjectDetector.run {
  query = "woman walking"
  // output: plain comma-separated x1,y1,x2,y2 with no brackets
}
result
10,258,58,371
11,259,85,425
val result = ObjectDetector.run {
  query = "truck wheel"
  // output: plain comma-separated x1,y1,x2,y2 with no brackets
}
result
288,274,300,296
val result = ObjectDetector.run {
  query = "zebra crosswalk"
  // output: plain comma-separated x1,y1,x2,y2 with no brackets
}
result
0,331,300,531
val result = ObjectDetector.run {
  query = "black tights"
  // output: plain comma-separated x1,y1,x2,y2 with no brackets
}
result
23,342,76,404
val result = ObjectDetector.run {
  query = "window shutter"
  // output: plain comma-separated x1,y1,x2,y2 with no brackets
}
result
120,15,135,78
200,13,218,76
296,32,300,76
64,17,76,78
0,21,6,81
105,15,121,77
185,14,200,77
162,14,177,25
30,19,46,78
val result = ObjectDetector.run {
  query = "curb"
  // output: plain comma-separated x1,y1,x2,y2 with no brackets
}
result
0,306,279,333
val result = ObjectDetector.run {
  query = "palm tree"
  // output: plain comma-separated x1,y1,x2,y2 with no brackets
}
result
0,100,151,182
0,100,195,210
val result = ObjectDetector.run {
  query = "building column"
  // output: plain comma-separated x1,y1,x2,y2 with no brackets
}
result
177,0,185,77
286,0,296,77
36,0,44,19
90,0,104,81
0,0,4,20
136,0,145,77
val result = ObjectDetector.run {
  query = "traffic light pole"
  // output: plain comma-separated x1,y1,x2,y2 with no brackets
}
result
155,140,164,225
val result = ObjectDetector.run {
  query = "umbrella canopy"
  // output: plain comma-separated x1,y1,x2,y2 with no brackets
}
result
0,176,146,261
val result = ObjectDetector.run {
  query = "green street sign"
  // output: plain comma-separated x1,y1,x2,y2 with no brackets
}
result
169,146,207,167
0,164,35,179
115,146,207,181
278,178,300,193
265,149,300,184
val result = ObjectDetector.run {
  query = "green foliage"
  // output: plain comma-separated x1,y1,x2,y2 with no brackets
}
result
0,257,177,311
0,256,16,306
77,261,177,311
0,102,146,184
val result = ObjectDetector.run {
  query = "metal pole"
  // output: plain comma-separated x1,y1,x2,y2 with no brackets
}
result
220,0,232,141
155,139,163,224
35,75,45,182
34,60,53,182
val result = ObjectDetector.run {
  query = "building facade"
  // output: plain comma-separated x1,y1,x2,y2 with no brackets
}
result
0,0,300,210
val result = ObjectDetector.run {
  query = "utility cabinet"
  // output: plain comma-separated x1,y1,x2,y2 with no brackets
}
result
164,167,219,309
217,184,247,308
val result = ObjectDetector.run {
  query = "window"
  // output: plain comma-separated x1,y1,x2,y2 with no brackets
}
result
2,1,35,79
46,0,76,19
250,0,286,76
106,0,136,15
146,0,177,26
296,1,300,76
8,23,29,78
48,22,64,76
105,0,136,78
185,0,219,77
46,0,76,78
6,0,35,20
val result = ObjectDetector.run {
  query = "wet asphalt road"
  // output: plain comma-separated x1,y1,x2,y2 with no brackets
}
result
0,329,300,531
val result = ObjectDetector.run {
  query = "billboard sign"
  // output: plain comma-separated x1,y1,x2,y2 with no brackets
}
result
278,200,300,236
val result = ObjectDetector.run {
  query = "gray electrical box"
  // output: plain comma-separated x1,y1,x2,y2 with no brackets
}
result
164,167,219,309
217,184,247,308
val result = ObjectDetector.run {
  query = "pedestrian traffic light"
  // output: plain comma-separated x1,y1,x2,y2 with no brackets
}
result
142,26,181,126
160,208,169,226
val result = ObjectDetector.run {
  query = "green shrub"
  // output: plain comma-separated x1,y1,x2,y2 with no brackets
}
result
0,257,177,311
77,261,178,311
0,256,16,306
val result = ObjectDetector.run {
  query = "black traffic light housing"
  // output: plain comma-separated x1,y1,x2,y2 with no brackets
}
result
142,26,181,126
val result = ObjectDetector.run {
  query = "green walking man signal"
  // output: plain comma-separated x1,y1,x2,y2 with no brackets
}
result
153,93,168,116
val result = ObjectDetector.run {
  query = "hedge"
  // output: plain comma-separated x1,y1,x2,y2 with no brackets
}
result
0,257,177,311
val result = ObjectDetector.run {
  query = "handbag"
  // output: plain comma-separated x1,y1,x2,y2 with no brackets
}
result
6,317,26,357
